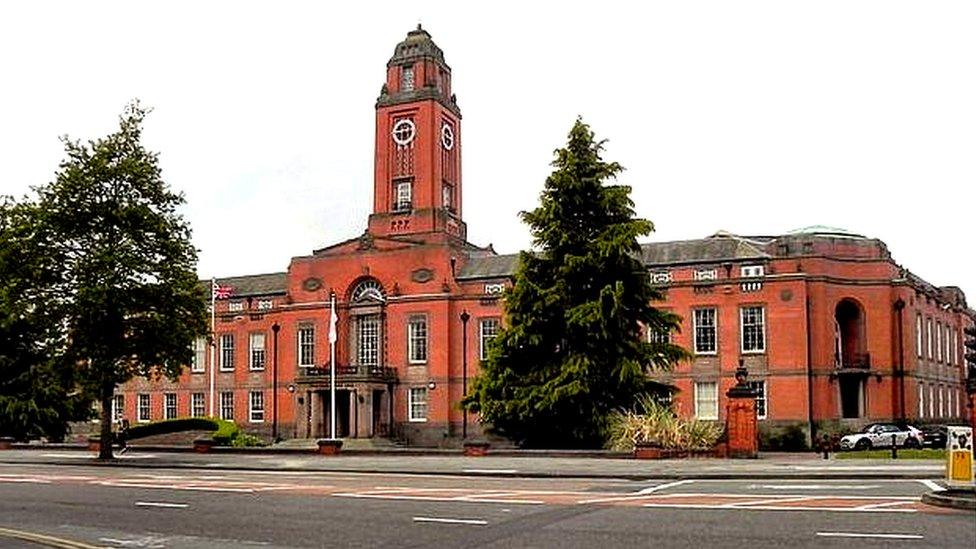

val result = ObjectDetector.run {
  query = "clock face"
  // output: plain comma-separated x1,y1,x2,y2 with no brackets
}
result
392,119,416,146
441,123,455,150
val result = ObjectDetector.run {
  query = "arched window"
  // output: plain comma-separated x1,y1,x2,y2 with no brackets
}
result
351,279,385,303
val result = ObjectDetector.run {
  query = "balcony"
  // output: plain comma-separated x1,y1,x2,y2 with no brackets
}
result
838,352,871,369
297,363,398,384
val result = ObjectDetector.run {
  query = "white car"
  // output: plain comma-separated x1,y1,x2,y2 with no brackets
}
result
839,423,923,451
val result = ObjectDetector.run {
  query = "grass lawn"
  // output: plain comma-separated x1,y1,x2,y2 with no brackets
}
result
836,448,947,460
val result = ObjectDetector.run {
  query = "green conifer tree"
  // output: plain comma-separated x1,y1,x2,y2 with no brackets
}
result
464,119,686,448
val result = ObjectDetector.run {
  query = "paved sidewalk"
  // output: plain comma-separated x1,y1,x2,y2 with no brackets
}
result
0,448,946,480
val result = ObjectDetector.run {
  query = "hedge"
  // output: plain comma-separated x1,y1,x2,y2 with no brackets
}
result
124,417,223,441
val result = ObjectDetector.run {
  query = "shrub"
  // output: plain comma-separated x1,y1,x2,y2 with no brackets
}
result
125,417,221,441
606,396,723,451
759,423,809,451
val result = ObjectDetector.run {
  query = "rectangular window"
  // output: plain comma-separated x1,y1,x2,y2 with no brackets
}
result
298,325,315,368
747,380,767,419
442,183,455,211
408,387,428,422
219,334,235,371
945,325,952,365
646,324,671,345
936,321,943,362
407,315,428,364
915,314,923,358
191,337,206,373
693,308,717,354
249,332,266,371
918,383,925,419
740,265,764,278
928,385,934,418
357,315,380,366
191,393,206,418
256,299,274,310
228,301,244,312
163,393,177,420
694,381,719,420
401,64,414,92
138,394,150,422
926,318,933,359
394,179,412,211
249,391,264,423
740,306,765,353
480,318,500,361
938,385,945,417
952,329,959,365
112,395,125,423
220,391,234,421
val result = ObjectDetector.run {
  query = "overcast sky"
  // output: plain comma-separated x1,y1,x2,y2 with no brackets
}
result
1,2,973,298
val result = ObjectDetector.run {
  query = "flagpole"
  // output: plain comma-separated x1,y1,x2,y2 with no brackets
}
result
209,278,216,417
329,291,337,440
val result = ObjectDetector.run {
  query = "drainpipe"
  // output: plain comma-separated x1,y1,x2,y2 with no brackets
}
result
805,296,816,446
894,299,906,421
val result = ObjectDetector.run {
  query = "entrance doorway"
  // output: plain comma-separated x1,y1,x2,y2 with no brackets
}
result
322,390,351,438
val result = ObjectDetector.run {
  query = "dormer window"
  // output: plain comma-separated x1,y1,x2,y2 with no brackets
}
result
401,65,414,92
741,265,765,278
393,179,412,211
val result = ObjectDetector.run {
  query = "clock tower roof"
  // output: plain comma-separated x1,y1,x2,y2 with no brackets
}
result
387,24,446,68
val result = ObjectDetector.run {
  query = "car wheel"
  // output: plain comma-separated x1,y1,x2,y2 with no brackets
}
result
903,437,920,449
855,439,872,451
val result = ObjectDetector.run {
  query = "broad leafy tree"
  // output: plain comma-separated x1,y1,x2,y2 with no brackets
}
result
464,119,686,448
33,102,208,458
0,199,88,440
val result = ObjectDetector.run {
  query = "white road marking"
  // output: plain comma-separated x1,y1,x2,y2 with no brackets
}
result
135,501,189,509
0,477,51,484
750,484,879,490
643,503,917,513
854,501,917,510
462,469,518,474
726,496,814,507
816,532,923,540
916,479,945,492
413,516,488,525
636,480,695,494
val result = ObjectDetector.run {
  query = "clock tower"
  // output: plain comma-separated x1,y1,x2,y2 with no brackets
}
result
367,25,465,241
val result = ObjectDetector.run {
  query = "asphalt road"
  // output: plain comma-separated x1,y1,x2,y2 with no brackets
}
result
0,463,972,548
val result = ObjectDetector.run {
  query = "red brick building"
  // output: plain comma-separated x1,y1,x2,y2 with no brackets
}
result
116,27,974,447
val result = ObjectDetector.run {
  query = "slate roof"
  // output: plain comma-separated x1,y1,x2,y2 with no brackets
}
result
208,272,287,297
640,237,769,267
456,253,520,280
458,236,771,279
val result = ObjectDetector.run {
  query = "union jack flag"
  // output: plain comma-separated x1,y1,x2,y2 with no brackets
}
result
212,280,233,300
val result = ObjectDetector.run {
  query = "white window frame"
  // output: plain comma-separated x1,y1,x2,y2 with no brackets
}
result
938,385,945,418
945,325,952,365
915,314,923,358
249,332,266,371
249,391,265,423
219,333,235,372
191,393,206,418
191,337,206,373
693,308,718,355
952,329,959,365
747,380,767,420
740,265,765,278
408,387,428,422
479,318,500,361
137,394,151,423
298,324,315,368
407,314,428,364
163,393,177,420
394,179,412,211
928,385,934,418
694,381,719,420
918,383,925,419
356,315,380,367
936,321,943,362
400,64,414,92
220,391,235,421
112,395,125,423
926,318,933,359
740,306,766,354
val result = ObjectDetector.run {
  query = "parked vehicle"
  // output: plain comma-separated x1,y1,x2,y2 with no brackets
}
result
920,424,969,449
838,423,923,451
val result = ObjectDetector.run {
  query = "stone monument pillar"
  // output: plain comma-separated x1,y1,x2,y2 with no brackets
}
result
725,361,759,459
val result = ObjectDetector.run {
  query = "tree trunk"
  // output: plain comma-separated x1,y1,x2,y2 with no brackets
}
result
98,386,114,460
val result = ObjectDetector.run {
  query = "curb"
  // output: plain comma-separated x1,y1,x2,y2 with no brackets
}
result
921,489,976,511
0,457,944,481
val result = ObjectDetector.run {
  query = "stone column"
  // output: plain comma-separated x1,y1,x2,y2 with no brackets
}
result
725,362,758,459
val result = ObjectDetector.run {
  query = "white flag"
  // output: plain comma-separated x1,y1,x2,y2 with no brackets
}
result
329,295,337,343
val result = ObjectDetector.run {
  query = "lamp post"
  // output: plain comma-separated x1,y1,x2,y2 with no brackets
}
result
460,310,470,439
271,322,280,441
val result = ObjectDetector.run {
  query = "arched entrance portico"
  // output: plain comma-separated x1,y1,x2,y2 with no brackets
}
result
834,298,868,419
